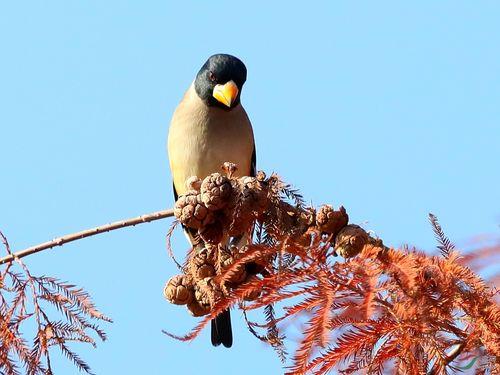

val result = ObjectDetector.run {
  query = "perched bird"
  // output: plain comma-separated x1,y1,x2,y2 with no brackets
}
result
167,54,256,348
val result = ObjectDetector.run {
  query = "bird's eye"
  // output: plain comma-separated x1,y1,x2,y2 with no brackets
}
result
208,71,216,82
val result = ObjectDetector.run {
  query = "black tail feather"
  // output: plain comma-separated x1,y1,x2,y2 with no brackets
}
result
211,309,232,348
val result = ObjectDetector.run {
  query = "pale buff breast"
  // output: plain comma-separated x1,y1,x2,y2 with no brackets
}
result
168,83,255,196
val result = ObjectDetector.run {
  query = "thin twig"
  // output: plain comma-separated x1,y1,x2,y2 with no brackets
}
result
444,341,468,365
428,340,468,375
0,209,175,265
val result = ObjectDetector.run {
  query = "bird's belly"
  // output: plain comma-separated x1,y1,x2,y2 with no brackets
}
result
170,130,252,195
202,144,251,177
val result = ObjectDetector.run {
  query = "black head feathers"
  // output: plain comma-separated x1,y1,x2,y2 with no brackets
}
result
194,54,247,109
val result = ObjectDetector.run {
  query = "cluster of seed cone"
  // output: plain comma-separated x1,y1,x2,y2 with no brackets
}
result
164,163,377,316
163,245,262,317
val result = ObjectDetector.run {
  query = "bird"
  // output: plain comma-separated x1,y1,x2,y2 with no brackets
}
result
167,54,256,348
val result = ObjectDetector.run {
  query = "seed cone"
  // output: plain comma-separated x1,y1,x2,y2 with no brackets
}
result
200,173,233,211
189,248,216,281
335,224,369,258
163,275,194,305
187,300,211,317
194,277,223,308
167,167,370,327
316,205,349,237
174,190,214,229
224,177,268,237
185,176,202,191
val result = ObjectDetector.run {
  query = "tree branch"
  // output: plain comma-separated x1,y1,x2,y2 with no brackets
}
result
428,341,468,375
0,209,174,265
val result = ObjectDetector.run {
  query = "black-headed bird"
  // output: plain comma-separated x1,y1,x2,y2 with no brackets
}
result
167,54,256,348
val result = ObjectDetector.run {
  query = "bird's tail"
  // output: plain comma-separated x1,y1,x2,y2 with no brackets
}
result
208,233,252,348
211,309,233,348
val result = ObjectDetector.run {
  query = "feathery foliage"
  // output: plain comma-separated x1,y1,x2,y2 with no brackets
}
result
1,165,497,374
165,166,500,374
0,232,111,374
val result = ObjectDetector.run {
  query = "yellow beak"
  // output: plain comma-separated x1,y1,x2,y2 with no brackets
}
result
212,80,239,107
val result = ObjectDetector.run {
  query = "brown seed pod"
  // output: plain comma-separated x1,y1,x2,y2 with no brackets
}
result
219,247,247,284
194,277,223,308
200,173,233,211
163,275,194,305
189,247,216,280
335,224,369,258
186,300,211,317
218,246,235,269
239,176,268,212
185,176,202,191
222,162,238,178
316,205,349,237
174,190,214,229
222,177,266,237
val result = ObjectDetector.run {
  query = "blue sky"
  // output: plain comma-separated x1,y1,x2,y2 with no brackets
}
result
0,1,499,374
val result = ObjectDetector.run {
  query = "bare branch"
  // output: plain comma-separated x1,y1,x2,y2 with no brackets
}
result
0,209,174,265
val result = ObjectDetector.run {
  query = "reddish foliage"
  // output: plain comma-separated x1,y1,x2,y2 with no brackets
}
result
171,232,499,374
0,232,111,374
165,171,500,374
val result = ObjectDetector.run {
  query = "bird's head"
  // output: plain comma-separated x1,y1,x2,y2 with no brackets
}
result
194,54,247,110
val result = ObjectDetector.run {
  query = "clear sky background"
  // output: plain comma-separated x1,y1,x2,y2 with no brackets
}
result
1,1,499,374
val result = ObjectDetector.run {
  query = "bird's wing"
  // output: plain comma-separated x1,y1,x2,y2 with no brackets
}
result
250,145,256,178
